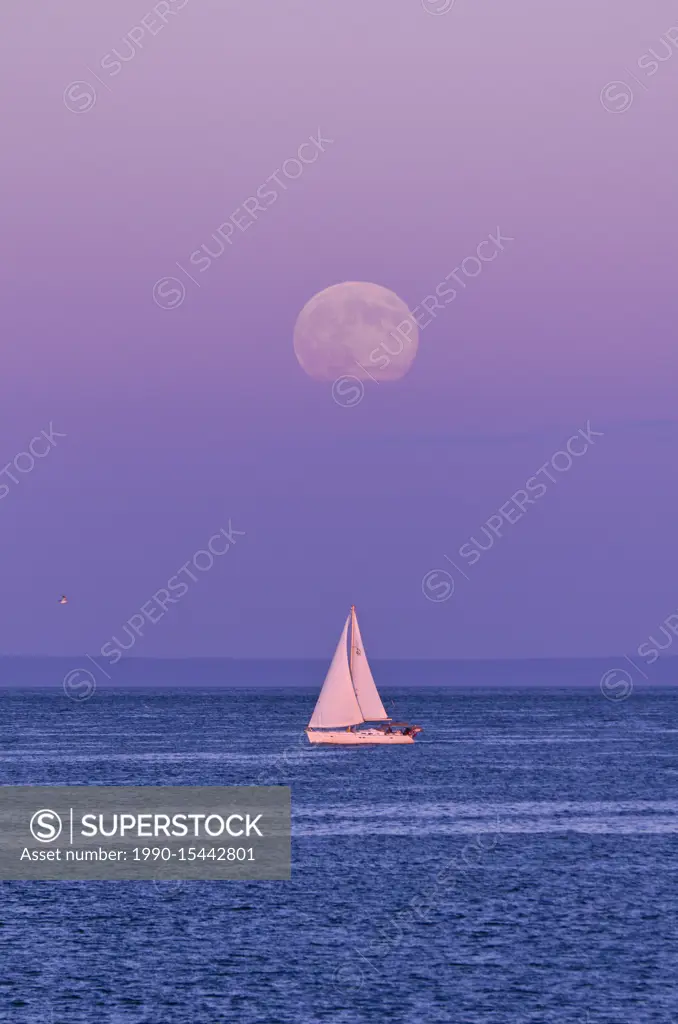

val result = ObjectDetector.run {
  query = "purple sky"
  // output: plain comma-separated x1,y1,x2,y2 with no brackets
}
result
2,0,678,659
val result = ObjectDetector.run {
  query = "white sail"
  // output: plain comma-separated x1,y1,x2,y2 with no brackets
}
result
350,609,389,721
308,616,364,728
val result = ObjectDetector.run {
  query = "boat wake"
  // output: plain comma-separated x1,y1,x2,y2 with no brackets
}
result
292,799,678,836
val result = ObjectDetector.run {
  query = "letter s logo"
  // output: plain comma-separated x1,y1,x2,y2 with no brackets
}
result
30,809,63,842
63,82,97,114
331,375,364,408
152,276,186,310
421,570,454,603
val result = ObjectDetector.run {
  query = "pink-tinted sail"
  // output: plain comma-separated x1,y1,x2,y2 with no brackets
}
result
308,616,363,728
350,610,389,721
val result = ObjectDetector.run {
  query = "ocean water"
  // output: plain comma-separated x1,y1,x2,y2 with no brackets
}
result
2,683,678,1024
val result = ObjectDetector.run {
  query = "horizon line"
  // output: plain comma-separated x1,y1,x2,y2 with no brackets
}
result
0,654,673,664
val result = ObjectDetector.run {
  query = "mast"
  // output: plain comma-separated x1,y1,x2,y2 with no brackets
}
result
349,605,355,678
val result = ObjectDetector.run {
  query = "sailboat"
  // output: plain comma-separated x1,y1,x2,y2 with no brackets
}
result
306,606,422,745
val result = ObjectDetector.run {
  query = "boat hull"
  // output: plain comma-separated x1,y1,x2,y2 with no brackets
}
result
306,728,417,745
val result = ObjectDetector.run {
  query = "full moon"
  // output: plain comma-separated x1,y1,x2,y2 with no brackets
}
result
293,281,419,382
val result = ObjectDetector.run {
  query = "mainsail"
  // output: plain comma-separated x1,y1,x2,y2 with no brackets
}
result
350,609,389,721
308,616,364,728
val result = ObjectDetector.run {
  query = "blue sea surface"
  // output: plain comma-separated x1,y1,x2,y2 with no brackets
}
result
1,679,677,1023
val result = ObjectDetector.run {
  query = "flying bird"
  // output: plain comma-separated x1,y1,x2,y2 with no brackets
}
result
58,595,68,605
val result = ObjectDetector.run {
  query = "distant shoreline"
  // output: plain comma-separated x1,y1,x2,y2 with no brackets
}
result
0,655,675,689
0,655,675,663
